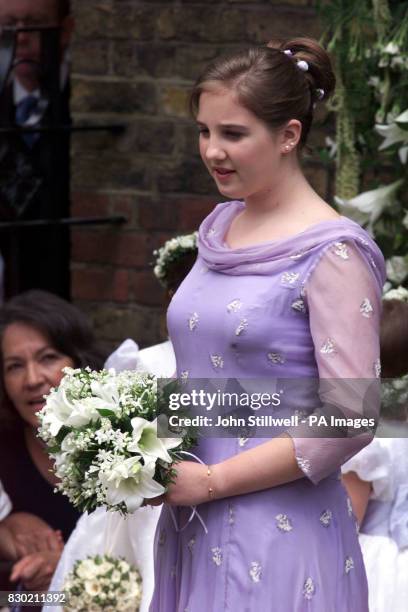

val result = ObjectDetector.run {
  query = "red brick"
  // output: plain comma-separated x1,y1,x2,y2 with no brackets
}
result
112,232,154,267
130,270,164,306
71,230,120,264
138,195,180,231
111,195,136,227
178,197,216,231
71,192,111,218
71,267,111,301
113,269,129,303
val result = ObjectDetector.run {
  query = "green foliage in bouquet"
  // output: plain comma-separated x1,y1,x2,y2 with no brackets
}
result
316,0,408,288
37,368,196,515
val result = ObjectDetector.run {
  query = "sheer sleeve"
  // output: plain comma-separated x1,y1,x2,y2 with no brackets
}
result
287,241,383,484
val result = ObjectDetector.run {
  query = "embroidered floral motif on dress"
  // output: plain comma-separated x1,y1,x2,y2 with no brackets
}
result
267,352,286,365
187,537,196,554
238,437,248,447
333,242,349,260
228,505,235,525
291,298,306,313
346,498,353,517
206,228,216,238
281,272,300,285
210,354,224,369
320,338,336,354
297,456,311,474
181,370,189,382
374,358,381,378
319,510,332,527
345,556,354,574
158,529,166,547
235,319,248,336
360,298,374,318
188,312,199,331
211,547,222,566
275,514,293,532
249,562,262,583
303,577,315,600
227,299,242,313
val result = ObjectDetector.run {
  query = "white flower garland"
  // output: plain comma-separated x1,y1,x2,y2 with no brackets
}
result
383,285,408,302
153,232,198,287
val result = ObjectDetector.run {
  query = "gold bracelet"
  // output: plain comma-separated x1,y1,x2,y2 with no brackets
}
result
207,465,214,499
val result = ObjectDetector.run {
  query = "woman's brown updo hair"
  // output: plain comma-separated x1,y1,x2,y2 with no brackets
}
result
190,37,336,148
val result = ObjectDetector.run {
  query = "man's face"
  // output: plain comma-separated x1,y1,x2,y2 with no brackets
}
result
0,0,64,87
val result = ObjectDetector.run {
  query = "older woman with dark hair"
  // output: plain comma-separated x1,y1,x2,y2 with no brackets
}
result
0,290,105,593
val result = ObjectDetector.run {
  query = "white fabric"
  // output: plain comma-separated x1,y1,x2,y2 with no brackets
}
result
0,479,11,520
46,339,176,612
290,242,382,483
342,438,393,501
343,438,408,611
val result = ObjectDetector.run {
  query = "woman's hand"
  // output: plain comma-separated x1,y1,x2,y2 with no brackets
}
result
14,529,63,558
10,549,63,591
3,512,63,558
149,461,214,507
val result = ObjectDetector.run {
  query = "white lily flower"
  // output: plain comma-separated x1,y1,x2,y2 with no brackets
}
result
325,136,337,159
100,456,165,512
383,42,400,55
335,179,403,233
375,109,408,163
64,396,108,429
385,256,408,285
399,146,408,164
128,417,181,463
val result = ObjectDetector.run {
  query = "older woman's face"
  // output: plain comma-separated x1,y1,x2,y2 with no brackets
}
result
2,322,74,428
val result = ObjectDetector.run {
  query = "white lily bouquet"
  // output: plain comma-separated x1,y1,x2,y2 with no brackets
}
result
37,367,195,513
63,554,142,612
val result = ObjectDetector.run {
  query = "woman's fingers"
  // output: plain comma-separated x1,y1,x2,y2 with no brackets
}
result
10,550,60,586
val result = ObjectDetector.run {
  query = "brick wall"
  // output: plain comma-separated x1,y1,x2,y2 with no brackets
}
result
70,0,331,352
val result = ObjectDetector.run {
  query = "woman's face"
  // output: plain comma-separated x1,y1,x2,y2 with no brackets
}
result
2,322,74,428
197,85,288,201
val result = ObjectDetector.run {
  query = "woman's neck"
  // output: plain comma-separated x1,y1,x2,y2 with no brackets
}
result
24,426,59,486
243,162,335,224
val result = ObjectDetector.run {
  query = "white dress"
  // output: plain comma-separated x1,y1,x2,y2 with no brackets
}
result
342,435,408,612
0,479,11,520
46,339,176,612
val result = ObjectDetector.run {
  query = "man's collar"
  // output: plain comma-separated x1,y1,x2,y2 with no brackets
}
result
13,78,41,105
12,50,70,105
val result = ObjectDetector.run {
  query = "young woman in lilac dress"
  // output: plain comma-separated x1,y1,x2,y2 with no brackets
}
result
148,37,385,611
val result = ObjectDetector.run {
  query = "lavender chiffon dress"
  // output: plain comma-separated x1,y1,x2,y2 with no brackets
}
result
149,201,386,612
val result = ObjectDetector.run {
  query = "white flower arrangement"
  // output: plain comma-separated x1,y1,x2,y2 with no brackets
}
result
383,285,408,302
63,554,142,612
37,368,195,514
153,232,198,287
375,108,408,164
334,179,403,234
